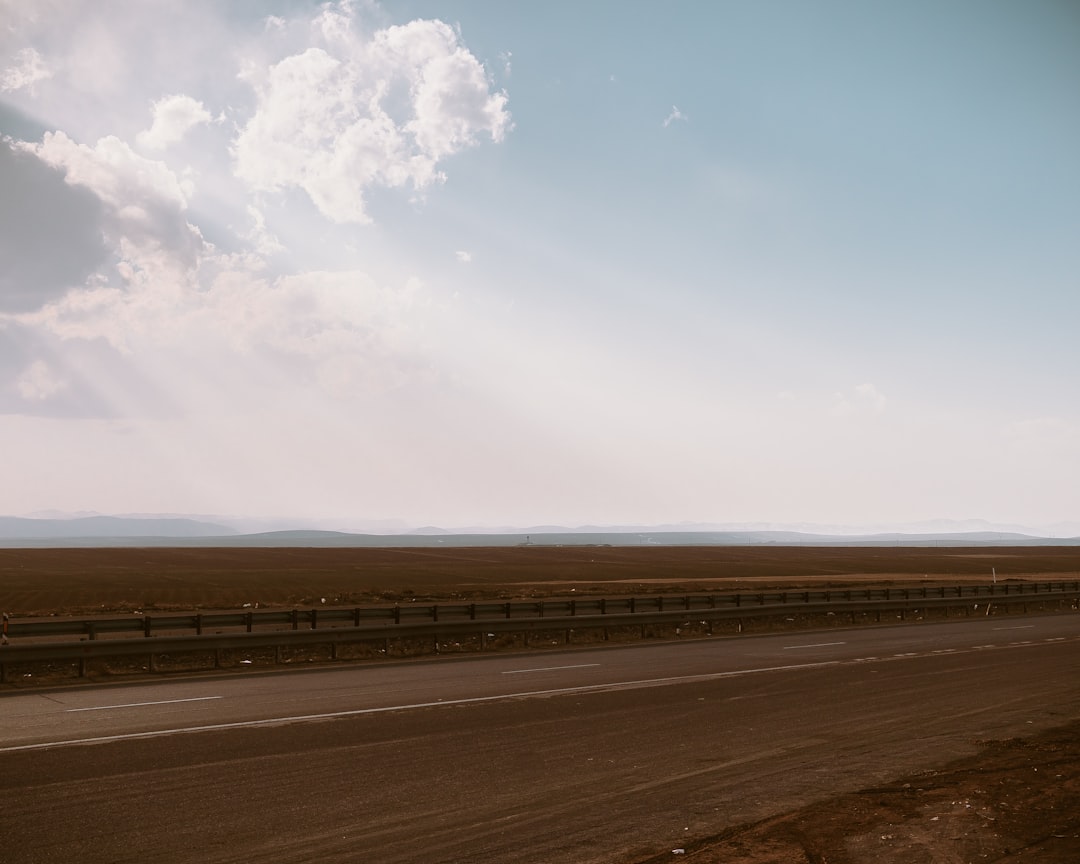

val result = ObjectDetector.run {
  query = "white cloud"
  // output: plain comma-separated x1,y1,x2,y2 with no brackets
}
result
854,382,887,413
455,250,472,264
0,3,496,420
136,94,212,150
662,105,686,127
233,13,511,224
0,47,51,92
21,131,190,211
16,360,66,400
14,132,204,327
832,383,887,417
244,204,284,256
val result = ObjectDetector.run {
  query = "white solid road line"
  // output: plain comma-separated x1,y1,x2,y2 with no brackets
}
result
993,625,1035,631
782,642,846,650
66,696,223,713
501,663,601,675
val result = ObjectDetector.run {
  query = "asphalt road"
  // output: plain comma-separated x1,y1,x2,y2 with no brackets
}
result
3,613,1080,863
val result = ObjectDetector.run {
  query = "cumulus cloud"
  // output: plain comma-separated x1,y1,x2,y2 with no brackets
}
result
1,1,506,417
233,14,511,223
136,94,212,150
14,131,204,316
1,47,51,92
21,131,191,210
455,250,472,264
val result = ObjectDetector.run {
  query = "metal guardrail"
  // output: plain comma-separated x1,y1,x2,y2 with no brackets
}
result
4,581,1078,643
1,582,1078,684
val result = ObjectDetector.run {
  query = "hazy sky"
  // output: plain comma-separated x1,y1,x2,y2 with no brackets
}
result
2,1,1078,532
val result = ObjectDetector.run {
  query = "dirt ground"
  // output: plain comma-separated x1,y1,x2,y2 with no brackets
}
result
3,544,1079,863
1,544,1078,615
635,718,1080,864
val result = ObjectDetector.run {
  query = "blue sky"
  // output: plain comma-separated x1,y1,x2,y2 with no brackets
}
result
1,0,1078,533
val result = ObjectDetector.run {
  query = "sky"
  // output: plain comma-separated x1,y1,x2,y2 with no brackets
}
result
1,0,1078,534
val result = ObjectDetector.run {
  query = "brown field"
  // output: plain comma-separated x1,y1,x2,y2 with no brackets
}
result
1,544,1078,616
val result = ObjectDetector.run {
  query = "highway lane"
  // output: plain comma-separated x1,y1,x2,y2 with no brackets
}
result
2,612,1079,751
2,614,1079,864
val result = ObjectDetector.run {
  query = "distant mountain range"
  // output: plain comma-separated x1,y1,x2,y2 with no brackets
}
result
0,515,237,541
0,514,1077,548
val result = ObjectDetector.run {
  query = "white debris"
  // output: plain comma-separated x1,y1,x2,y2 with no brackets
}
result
240,659,253,665
672,850,685,855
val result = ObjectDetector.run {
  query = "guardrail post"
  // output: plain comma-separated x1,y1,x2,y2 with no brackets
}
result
505,602,512,619
353,608,360,627
601,598,607,615
629,597,635,613
87,622,96,641
570,599,576,616
196,613,203,635
246,611,254,633
539,601,545,618
394,606,401,625
144,616,152,638
433,605,439,623
470,603,477,620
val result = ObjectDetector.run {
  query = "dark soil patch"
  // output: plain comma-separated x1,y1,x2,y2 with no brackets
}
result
636,718,1080,864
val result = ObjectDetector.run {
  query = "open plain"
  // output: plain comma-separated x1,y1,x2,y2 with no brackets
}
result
2,544,1079,615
